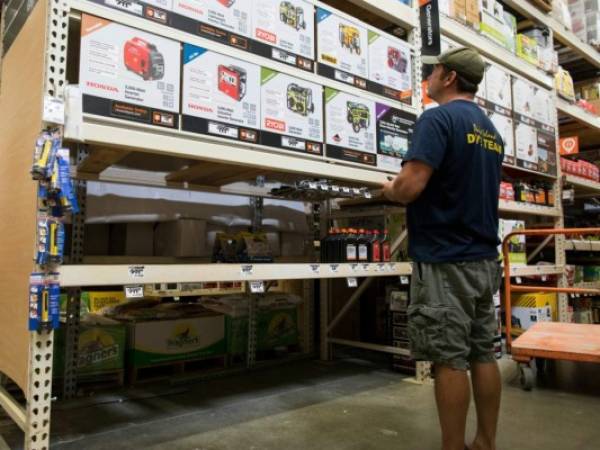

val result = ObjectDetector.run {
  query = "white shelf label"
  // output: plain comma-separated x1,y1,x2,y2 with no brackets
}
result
43,96,65,125
128,266,145,278
308,182,318,190
352,188,361,195
309,264,320,274
541,275,547,282
388,263,397,272
342,187,351,194
350,263,359,272
249,280,265,294
124,285,144,299
241,265,254,276
362,263,370,272
364,191,372,199
400,276,410,285
516,277,522,284
376,263,386,272
331,185,340,192
329,264,339,273
346,277,358,288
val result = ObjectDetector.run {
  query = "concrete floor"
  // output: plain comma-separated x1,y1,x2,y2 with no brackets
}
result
2,357,600,449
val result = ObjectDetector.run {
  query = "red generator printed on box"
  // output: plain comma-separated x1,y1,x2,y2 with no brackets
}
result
124,37,165,81
218,65,247,101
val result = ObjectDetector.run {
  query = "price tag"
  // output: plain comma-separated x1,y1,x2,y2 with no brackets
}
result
124,285,144,299
352,188,361,195
241,265,254,276
309,264,320,274
376,263,386,272
319,184,329,191
43,96,65,125
362,263,370,272
516,277,522,284
329,264,339,273
350,263,359,271
364,191,372,199
388,263,396,272
541,275,547,282
342,187,351,194
331,185,340,192
346,277,358,288
249,280,265,293
308,182,318,190
128,266,145,278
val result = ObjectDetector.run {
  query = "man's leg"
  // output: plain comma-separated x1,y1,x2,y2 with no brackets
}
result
469,361,501,450
435,364,471,450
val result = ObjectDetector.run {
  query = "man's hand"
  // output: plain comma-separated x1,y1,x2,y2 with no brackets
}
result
381,161,434,205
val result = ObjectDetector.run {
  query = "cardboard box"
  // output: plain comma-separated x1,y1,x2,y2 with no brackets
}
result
259,68,323,155
368,31,412,101
499,220,526,264
182,45,261,142
316,7,369,79
80,14,180,128
109,222,154,256
555,67,575,101
511,292,558,329
376,105,416,172
515,121,538,169
54,319,126,377
516,34,539,66
536,125,557,175
127,314,226,367
252,0,315,60
511,305,552,335
488,111,515,165
480,7,516,53
154,219,208,257
485,64,512,110
465,0,480,28
512,78,535,118
173,0,251,36
324,88,377,167
532,87,553,125
450,0,467,23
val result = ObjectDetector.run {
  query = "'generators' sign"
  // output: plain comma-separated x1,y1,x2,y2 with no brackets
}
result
419,0,441,56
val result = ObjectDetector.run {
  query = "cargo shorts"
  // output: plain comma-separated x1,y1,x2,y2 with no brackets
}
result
407,259,503,371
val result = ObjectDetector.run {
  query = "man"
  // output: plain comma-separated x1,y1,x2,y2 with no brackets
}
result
383,47,504,450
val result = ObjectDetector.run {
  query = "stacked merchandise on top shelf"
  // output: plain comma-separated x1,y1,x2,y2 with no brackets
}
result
569,0,600,47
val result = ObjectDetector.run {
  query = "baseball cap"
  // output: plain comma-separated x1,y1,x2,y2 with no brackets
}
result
422,47,485,85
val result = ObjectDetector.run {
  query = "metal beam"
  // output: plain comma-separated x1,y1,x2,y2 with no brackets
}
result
328,338,410,356
0,385,26,431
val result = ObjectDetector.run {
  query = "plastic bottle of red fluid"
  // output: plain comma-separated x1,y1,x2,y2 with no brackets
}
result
381,229,391,262
369,229,381,262
357,228,369,262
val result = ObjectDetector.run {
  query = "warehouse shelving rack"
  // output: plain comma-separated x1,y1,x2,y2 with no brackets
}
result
2,1,600,449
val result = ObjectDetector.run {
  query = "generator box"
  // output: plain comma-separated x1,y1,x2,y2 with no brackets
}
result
511,292,558,334
80,14,180,128
487,110,515,165
367,30,412,103
536,124,557,176
252,0,315,69
173,0,251,37
375,105,416,173
325,87,377,168
512,77,535,119
260,68,323,156
485,64,512,111
532,87,553,125
515,120,538,171
316,7,369,87
499,219,526,264
126,314,226,368
182,44,261,143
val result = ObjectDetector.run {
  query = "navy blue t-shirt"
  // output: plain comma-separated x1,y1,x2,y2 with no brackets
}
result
404,100,503,263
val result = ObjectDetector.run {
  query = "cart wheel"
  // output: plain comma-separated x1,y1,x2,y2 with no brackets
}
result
519,365,534,391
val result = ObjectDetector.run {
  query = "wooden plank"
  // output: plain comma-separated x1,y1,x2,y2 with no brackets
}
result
78,147,131,174
512,322,600,363
0,0,47,395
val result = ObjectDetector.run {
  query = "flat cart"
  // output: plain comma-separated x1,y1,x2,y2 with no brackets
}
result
502,228,600,390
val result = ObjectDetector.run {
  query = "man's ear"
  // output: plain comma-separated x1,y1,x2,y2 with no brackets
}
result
444,70,457,87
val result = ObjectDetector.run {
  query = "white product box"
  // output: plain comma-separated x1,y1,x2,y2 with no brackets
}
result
260,68,323,152
139,0,173,10
79,14,180,124
532,86,552,125
368,31,412,95
325,88,377,166
512,306,552,331
174,0,251,37
376,105,415,173
515,122,538,164
182,44,261,137
316,7,368,79
485,64,511,110
512,77,535,118
488,111,515,163
252,0,315,60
